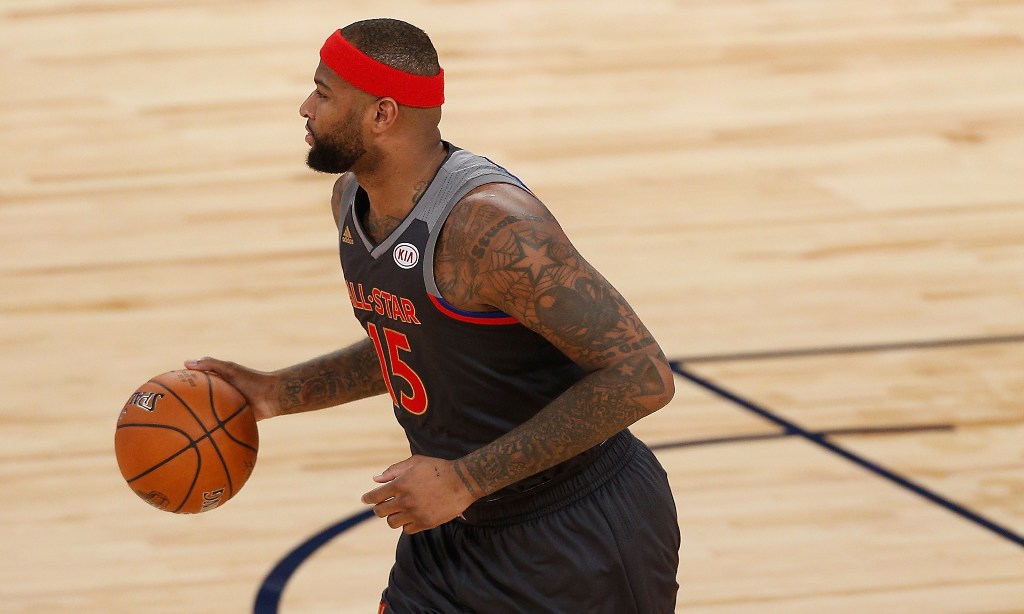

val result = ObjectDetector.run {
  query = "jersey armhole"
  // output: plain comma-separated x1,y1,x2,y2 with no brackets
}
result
423,176,529,326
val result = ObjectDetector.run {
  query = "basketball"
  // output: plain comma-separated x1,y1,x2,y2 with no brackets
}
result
114,369,259,514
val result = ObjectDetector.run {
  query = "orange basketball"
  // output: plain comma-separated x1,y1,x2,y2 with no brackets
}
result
115,369,259,514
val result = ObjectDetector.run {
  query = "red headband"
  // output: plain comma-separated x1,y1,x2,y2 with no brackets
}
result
319,30,444,108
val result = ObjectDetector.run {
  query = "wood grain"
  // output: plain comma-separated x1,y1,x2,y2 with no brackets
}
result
1,1,1022,611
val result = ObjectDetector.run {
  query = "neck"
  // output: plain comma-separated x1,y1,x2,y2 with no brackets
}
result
353,133,447,219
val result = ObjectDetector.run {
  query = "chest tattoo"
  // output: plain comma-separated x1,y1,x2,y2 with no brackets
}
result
364,209,403,245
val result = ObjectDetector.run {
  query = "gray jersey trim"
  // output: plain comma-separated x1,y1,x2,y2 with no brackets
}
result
338,175,365,247
336,147,528,299
420,152,527,297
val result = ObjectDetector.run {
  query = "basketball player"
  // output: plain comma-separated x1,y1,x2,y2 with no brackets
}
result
187,18,679,613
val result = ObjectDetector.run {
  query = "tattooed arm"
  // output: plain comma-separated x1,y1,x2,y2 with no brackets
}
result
436,183,675,498
184,341,388,421
362,183,673,534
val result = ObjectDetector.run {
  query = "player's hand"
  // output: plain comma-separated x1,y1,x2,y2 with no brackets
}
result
184,357,280,421
361,455,477,534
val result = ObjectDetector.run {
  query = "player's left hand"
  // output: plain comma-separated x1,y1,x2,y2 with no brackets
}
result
361,455,477,534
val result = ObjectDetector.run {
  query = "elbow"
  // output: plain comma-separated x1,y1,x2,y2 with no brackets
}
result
607,349,676,417
635,353,675,415
662,364,676,407
652,357,675,411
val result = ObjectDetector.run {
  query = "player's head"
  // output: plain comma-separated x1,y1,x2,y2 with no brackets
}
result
300,19,443,174
339,19,441,81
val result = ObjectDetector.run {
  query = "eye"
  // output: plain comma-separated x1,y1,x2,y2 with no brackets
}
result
315,89,328,99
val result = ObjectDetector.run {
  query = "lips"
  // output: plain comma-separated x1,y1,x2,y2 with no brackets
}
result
305,123,315,145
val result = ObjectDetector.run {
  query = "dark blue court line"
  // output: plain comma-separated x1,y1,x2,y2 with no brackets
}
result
647,423,954,451
676,332,1024,364
649,432,790,449
671,362,1024,550
253,509,375,614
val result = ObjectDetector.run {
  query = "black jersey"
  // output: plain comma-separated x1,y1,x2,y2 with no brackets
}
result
338,144,587,465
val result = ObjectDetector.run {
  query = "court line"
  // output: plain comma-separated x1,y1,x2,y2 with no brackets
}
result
675,332,1024,364
253,509,376,614
671,362,1024,550
647,423,954,451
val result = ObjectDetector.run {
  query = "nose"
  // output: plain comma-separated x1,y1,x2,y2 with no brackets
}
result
299,92,315,119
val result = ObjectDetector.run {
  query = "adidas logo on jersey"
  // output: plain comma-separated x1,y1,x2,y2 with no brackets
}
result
341,226,354,245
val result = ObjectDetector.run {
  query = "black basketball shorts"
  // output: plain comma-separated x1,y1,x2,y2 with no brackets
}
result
380,430,680,613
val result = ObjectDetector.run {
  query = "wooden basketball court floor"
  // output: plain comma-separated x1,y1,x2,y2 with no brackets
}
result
2,1,1023,612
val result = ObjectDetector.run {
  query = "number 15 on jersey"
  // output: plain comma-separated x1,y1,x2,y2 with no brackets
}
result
367,323,429,415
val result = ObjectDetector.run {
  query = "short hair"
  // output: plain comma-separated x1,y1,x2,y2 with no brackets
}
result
341,19,441,77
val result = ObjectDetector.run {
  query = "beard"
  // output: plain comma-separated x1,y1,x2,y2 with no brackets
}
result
305,115,365,174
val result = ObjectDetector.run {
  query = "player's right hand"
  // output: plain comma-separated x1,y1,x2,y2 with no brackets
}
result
184,357,280,421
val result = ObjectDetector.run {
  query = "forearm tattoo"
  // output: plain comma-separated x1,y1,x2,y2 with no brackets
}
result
456,351,670,497
277,339,387,413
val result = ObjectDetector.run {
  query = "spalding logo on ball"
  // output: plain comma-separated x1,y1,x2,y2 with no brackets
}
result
115,370,258,514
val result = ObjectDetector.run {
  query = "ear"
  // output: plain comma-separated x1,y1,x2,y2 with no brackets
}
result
369,97,400,134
